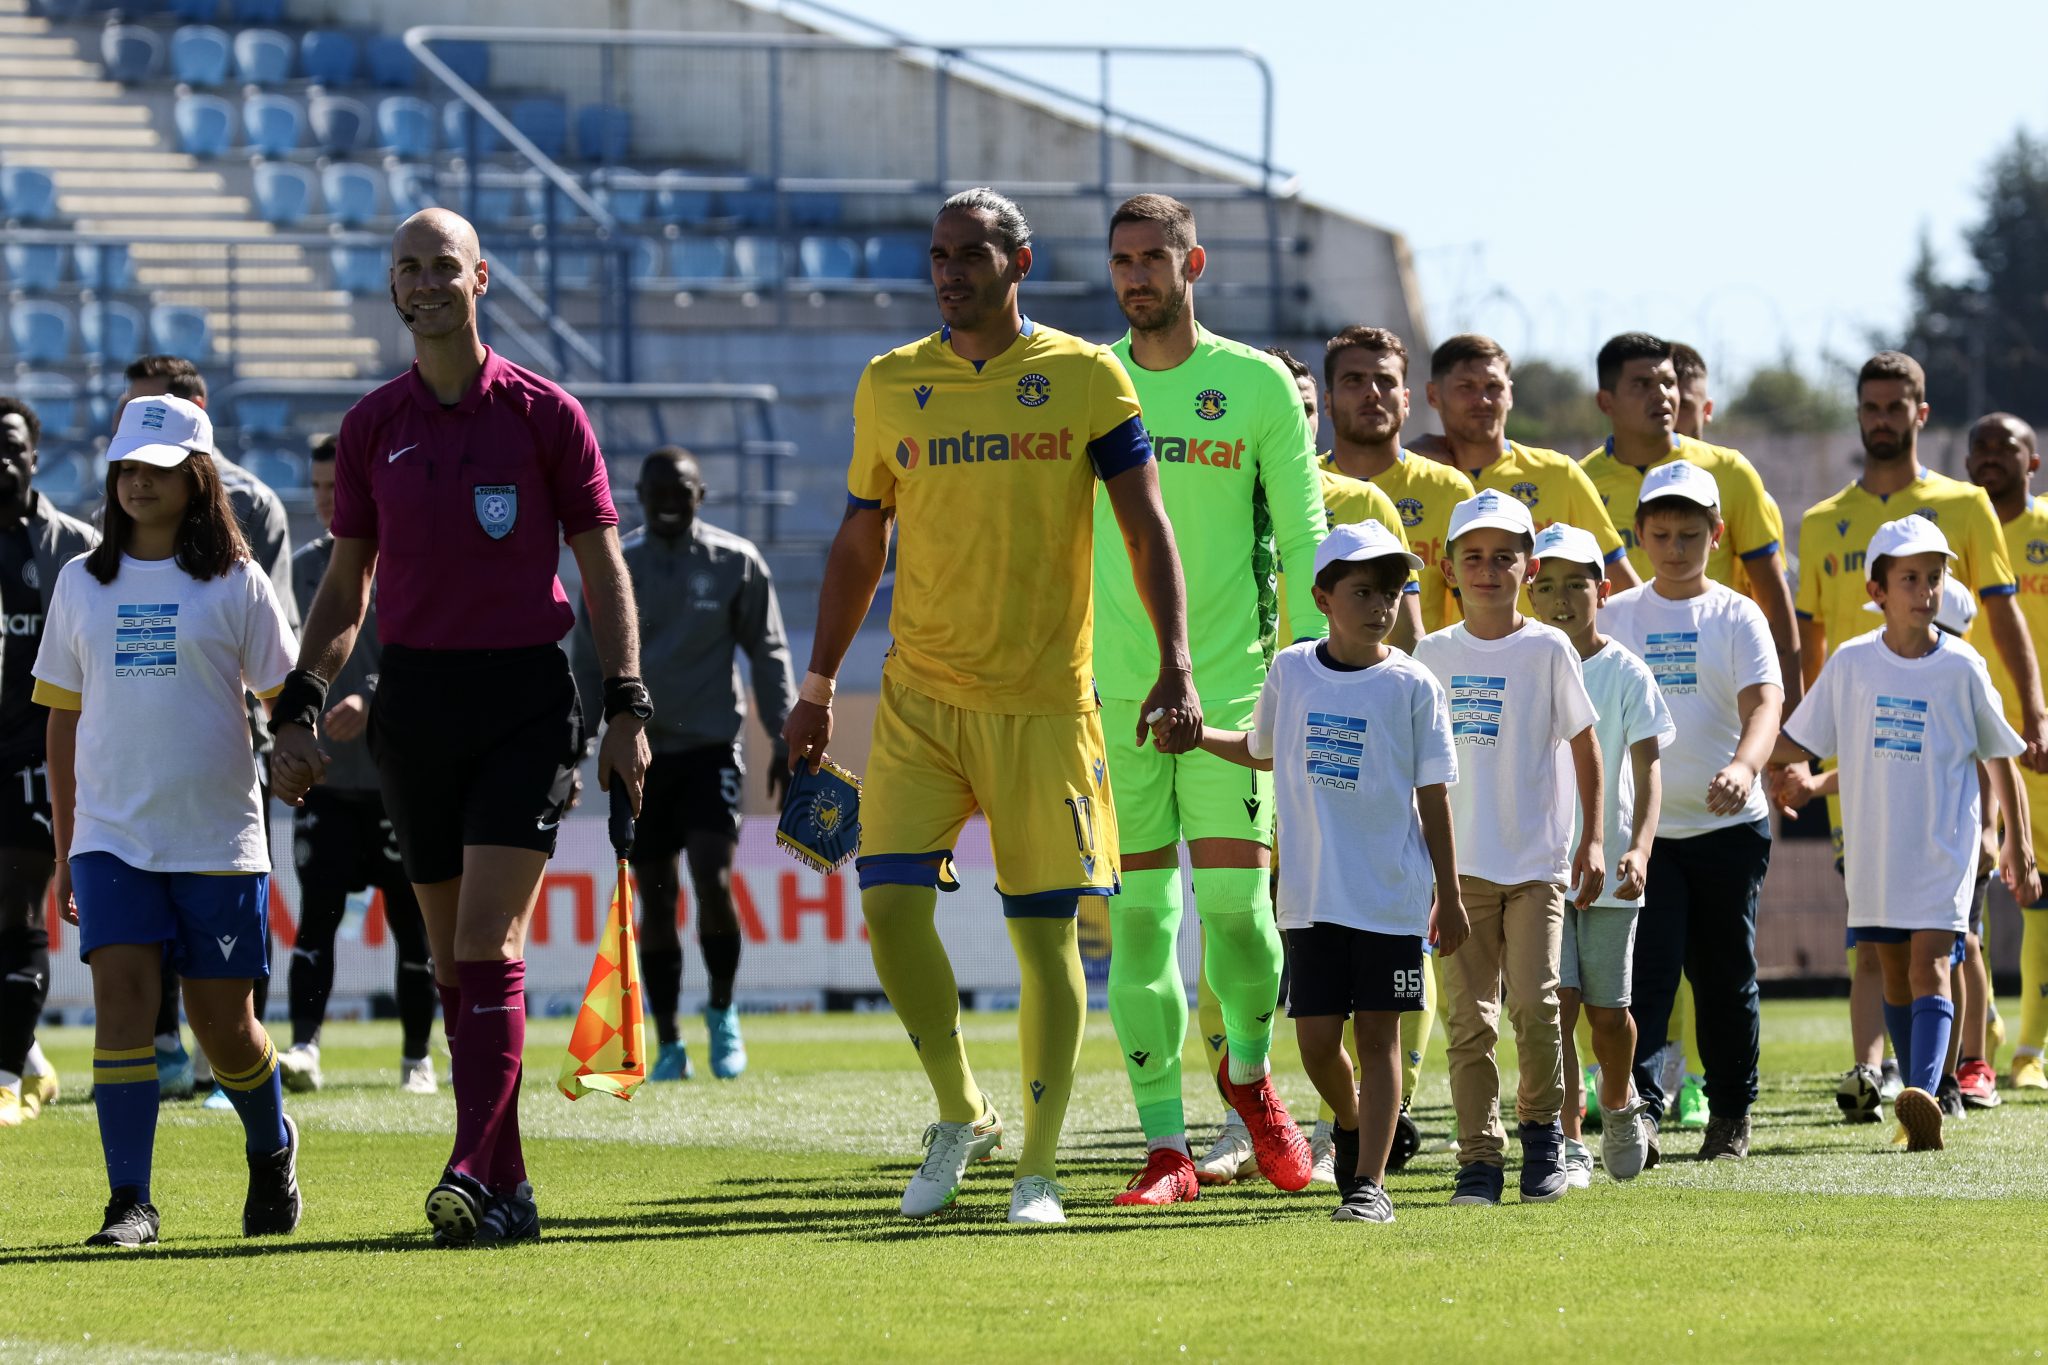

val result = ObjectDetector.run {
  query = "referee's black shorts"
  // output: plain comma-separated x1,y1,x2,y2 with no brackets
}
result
368,643,584,885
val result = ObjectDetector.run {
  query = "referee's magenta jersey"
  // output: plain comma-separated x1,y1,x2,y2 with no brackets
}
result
332,349,618,649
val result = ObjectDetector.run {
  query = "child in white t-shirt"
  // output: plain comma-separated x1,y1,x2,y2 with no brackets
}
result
1191,520,1465,1225
1776,515,2036,1152
1413,490,1602,1208
33,395,300,1248
1529,523,1672,1188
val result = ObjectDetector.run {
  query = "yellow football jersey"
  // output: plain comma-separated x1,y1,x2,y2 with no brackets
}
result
1464,441,1626,564
1796,469,2016,657
1331,450,1476,633
1580,435,1785,587
1971,493,2048,725
848,319,1148,715
1275,467,1413,644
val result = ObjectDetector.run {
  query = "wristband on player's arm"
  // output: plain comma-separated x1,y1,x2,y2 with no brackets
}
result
267,669,330,734
603,675,654,723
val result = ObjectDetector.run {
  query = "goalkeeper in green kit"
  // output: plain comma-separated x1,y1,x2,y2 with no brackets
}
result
1095,194,1327,1204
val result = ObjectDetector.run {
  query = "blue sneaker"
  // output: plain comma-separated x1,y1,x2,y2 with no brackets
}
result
202,1086,234,1111
157,1041,194,1102
650,1041,693,1082
705,1005,747,1079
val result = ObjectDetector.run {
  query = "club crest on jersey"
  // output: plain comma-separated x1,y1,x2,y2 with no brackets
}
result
1397,497,1424,528
1509,481,1540,508
1016,373,1051,408
474,484,517,540
2029,540,2048,566
1194,389,1227,421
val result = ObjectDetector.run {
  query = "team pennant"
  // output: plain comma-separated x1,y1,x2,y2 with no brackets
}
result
557,782,649,1101
776,759,861,872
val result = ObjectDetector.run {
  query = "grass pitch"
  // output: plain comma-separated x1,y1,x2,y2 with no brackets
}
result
4,1000,2046,1363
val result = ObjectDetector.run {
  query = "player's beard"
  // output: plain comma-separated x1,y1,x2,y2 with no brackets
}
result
1333,406,1400,447
1118,277,1187,336
1862,425,1915,464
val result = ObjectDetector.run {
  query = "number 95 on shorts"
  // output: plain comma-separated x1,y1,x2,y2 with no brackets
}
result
1283,922,1426,1017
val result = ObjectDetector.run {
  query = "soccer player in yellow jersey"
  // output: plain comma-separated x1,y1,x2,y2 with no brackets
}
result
1793,351,2048,1118
1966,412,2048,1092
1670,342,1787,611
782,189,1197,1227
1425,334,1642,591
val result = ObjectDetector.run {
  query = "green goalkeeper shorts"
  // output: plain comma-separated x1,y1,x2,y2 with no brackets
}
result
1101,695,1274,855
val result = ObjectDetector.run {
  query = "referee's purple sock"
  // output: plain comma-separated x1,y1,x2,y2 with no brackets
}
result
448,959,526,1193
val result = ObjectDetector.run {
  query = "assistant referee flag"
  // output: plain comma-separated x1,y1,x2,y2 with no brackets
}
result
558,783,649,1101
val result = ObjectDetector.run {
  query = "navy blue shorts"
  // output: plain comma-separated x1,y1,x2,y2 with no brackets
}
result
1849,924,1967,964
71,851,271,979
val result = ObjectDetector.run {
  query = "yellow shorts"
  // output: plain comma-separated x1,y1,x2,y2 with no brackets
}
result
857,676,1121,906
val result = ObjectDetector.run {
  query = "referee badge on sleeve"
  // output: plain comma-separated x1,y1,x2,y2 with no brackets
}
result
474,484,518,540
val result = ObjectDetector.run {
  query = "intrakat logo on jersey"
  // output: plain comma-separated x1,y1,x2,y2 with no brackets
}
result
895,429,1075,468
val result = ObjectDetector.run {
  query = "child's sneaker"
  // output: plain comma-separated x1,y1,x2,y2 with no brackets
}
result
1449,1161,1504,1206
1387,1104,1421,1172
1836,1064,1884,1124
1878,1058,1905,1102
1893,1086,1944,1151
1600,1098,1651,1181
1517,1120,1568,1203
1308,1120,1337,1186
1330,1179,1394,1224
84,1193,159,1248
1674,1074,1709,1129
277,1042,322,1094
1562,1136,1593,1189
1956,1058,2000,1109
1653,1040,1685,1101
1935,1073,1966,1120
1697,1113,1751,1161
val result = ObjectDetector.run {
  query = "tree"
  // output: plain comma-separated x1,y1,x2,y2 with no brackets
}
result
1721,356,1851,434
1504,358,1604,449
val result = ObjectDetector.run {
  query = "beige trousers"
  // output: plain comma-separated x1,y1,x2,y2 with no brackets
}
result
1441,875,1566,1166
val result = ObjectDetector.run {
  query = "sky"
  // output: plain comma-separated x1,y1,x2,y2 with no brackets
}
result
811,0,2048,390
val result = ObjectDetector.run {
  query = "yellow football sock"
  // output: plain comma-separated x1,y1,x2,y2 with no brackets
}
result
1400,951,1441,1103
1008,915,1086,1181
1195,929,1229,1074
2021,908,2048,1054
862,883,980,1124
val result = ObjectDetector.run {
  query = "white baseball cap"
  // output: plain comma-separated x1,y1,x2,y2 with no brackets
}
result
1446,488,1536,543
1638,459,1719,511
1312,519,1423,579
108,393,212,469
1864,515,1955,581
1531,522,1607,578
1863,572,1977,635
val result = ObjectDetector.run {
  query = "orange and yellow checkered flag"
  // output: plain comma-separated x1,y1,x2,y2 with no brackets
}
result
557,782,648,1101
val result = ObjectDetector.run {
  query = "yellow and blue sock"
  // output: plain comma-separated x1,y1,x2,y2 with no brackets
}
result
92,1046,159,1200
1909,995,1955,1095
212,1033,289,1154
1195,868,1283,1085
1106,867,1188,1142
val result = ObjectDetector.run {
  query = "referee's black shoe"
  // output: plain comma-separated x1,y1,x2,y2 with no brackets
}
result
85,1192,160,1247
244,1114,303,1236
426,1167,490,1246
472,1181,541,1247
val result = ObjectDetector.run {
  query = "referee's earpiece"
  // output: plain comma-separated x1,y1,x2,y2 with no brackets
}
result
390,285,416,329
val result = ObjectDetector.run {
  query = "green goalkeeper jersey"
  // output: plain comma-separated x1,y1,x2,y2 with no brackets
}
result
1092,323,1327,709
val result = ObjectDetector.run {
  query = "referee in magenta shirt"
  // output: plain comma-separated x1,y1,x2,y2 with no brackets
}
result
271,209,651,1248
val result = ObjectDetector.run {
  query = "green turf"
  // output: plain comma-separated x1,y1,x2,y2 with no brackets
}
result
3,1000,2043,1362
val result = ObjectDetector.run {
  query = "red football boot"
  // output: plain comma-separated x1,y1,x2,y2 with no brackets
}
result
1112,1146,1200,1206
1218,1058,1314,1191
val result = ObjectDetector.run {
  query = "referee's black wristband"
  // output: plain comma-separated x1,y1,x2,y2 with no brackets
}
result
267,669,330,735
604,676,654,724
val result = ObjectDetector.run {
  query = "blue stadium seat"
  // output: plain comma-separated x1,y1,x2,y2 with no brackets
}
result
441,101,503,158
169,24,232,87
375,96,436,159
308,93,369,156
31,452,84,499
656,177,715,228
228,0,284,22
508,97,567,160
723,190,778,229
364,34,415,88
232,28,293,86
73,242,133,292
300,29,358,86
15,375,79,440
730,235,785,287
242,93,304,158
101,25,162,84
329,244,386,293
433,39,489,91
9,300,71,366
319,161,380,226
798,235,861,281
234,395,291,437
532,248,596,292
386,163,437,217
669,235,730,283
590,170,648,224
0,166,57,224
254,161,313,225
175,92,236,157
789,191,843,229
521,177,594,228
865,232,928,281
149,305,211,361
627,236,663,285
469,182,520,226
79,300,143,362
575,104,631,163
243,447,304,489
4,244,65,293
169,0,221,20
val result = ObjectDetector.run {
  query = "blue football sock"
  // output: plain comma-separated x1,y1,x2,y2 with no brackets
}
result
1881,1000,1915,1073
92,1046,159,1202
213,1033,289,1154
1909,995,1955,1096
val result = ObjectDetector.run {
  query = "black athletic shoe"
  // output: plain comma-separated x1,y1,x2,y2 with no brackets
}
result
85,1193,160,1247
1518,1120,1567,1203
1698,1113,1751,1161
1331,1122,1361,1188
1387,1105,1421,1172
1936,1074,1967,1121
1449,1161,1504,1206
472,1181,541,1247
1330,1179,1394,1223
244,1114,303,1236
425,1168,490,1246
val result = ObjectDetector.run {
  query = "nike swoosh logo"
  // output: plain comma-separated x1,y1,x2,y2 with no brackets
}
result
387,443,418,464
536,816,560,831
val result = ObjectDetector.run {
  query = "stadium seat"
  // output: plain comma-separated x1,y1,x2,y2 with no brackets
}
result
590,170,649,224
319,161,381,226
508,97,567,160
723,190,779,229
175,92,236,157
9,300,71,366
73,242,133,292
730,235,786,287
627,236,663,285
3,244,66,293
433,39,489,91
329,243,386,293
0,166,57,225
101,24,162,84
232,28,294,86
533,248,597,292
364,34,416,88
468,182,520,226
149,304,211,361
228,0,284,22
169,0,222,20
234,394,291,437
575,104,631,163
669,235,731,283
242,93,304,158
386,163,438,217
656,178,716,228
308,93,370,156
243,447,305,489
375,96,436,159
169,24,232,87
254,161,313,225
789,191,843,229
798,235,861,281
441,101,504,158
300,29,359,86
79,299,143,362
865,232,929,281
522,177,594,228
31,452,84,499
15,374,79,439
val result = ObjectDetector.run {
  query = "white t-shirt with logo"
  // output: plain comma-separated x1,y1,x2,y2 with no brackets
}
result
1564,641,1676,908
1413,620,1598,887
33,555,297,873
1784,631,2022,931
1248,642,1457,936
1598,580,1781,838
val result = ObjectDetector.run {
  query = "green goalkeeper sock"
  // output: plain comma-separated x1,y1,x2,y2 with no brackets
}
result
1196,867,1283,1086
1106,867,1188,1140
